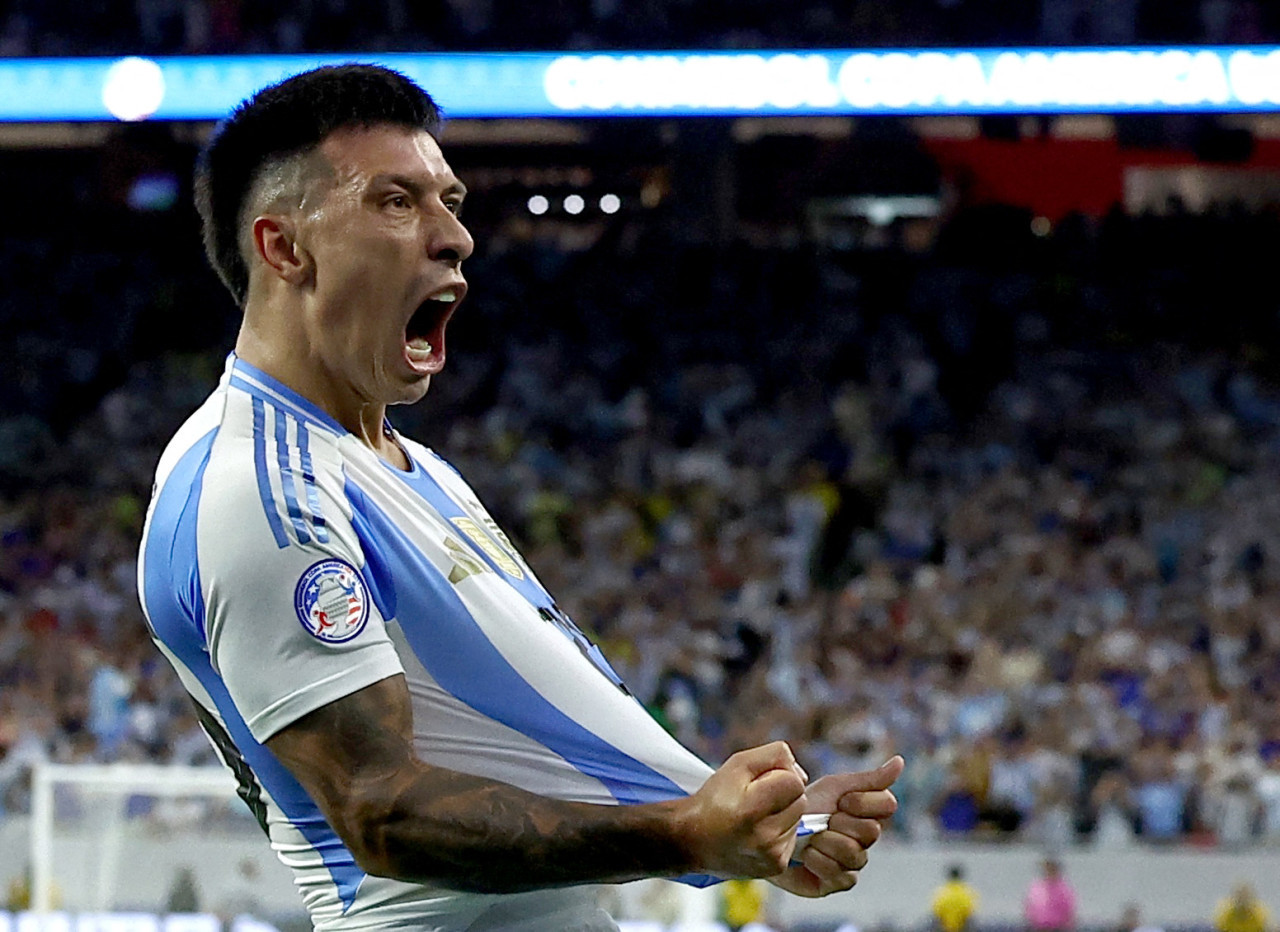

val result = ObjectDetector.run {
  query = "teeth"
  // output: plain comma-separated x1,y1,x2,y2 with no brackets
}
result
430,290,456,302
407,338,433,358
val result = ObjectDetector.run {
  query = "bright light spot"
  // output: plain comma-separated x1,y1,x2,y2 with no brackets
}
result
102,57,165,122
599,193,621,214
527,195,549,215
866,202,895,226
1031,216,1051,237
563,194,585,215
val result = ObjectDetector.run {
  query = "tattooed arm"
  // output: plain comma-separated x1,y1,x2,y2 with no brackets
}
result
265,673,808,894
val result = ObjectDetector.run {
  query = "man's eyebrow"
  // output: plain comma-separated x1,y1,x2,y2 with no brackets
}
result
370,173,467,200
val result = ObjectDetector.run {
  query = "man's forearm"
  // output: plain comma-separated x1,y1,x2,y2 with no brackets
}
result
371,768,695,892
265,676,699,893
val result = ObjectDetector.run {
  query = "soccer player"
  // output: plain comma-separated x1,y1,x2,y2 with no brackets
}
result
137,64,903,931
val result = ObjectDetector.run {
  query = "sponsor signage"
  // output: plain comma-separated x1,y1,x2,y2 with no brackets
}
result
4,48,1280,122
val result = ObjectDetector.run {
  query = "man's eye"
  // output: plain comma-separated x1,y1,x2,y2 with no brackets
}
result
386,194,411,209
445,199,464,218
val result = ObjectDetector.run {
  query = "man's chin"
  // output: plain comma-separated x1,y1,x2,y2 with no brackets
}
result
389,376,431,406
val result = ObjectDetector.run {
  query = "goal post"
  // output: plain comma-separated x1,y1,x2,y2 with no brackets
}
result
29,762,248,914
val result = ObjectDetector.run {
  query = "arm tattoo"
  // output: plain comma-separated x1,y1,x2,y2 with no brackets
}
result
266,675,693,893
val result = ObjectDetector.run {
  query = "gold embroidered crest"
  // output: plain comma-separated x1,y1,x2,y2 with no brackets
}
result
450,517,525,579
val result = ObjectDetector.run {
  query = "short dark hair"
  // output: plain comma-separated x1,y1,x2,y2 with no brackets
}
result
195,64,443,306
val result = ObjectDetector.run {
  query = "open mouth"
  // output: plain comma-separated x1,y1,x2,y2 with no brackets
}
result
404,285,463,374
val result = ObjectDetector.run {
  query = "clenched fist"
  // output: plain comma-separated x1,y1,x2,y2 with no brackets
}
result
770,755,904,898
676,741,809,879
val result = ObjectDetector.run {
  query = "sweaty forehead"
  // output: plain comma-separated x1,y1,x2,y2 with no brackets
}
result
317,124,455,188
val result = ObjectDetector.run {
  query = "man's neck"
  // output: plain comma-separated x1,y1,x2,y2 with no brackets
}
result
234,323,408,470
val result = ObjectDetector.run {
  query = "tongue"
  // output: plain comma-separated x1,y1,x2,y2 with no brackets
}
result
405,302,449,372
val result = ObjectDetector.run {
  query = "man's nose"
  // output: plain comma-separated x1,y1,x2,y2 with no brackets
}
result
430,213,474,265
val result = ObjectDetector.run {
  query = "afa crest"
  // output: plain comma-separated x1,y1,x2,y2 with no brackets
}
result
294,559,370,643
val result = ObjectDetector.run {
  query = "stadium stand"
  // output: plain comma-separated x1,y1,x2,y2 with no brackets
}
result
0,0,1276,56
5,135,1280,850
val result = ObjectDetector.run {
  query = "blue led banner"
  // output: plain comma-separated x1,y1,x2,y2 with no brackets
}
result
5,47,1280,122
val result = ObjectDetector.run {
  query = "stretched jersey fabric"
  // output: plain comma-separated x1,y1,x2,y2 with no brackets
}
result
138,355,715,931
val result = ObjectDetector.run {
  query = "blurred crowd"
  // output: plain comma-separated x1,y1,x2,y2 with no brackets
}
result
5,151,1280,855
0,0,1277,56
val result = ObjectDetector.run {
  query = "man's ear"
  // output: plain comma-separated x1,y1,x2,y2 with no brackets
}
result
251,214,313,287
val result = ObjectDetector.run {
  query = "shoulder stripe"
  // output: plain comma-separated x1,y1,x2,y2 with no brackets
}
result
296,420,330,545
231,374,327,432
274,406,312,546
229,369,345,435
251,396,291,549
250,397,334,549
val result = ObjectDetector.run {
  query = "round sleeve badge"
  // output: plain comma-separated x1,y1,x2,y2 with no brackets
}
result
294,559,371,644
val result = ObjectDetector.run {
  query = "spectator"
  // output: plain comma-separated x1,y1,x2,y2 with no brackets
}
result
1133,745,1188,843
1089,771,1138,849
1253,753,1280,843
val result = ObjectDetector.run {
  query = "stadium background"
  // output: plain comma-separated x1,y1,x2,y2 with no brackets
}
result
5,1,1280,930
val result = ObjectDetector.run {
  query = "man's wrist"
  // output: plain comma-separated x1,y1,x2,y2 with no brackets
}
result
640,795,704,877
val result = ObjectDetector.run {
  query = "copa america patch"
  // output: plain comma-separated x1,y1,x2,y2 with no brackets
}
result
294,559,370,644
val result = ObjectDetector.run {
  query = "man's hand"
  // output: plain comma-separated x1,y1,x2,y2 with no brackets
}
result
677,741,808,880
768,755,904,898
266,672,895,895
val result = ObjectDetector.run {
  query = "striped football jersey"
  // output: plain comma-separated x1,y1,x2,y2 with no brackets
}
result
138,355,715,931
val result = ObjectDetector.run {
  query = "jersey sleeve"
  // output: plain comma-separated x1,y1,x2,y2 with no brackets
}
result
197,434,403,743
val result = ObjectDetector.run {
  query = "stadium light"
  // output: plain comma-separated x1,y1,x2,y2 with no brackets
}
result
527,194,550,215
100,56,165,121
563,194,585,215
5,48,1280,122
599,193,622,214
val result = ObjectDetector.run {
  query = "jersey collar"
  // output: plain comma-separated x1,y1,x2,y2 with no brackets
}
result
224,353,349,436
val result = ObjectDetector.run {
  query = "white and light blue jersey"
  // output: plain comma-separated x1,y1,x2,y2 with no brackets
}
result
137,355,715,932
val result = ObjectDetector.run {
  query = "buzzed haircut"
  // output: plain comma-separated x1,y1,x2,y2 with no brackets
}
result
195,64,443,306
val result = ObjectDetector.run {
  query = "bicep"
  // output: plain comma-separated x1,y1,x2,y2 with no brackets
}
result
265,673,417,861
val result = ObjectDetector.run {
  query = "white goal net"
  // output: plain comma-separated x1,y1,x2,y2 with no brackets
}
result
28,762,293,926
